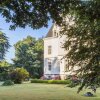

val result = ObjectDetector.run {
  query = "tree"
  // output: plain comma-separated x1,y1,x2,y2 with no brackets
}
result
0,60,11,81
34,38,44,77
60,1,100,93
0,60,11,68
0,0,68,30
13,36,43,78
0,31,10,60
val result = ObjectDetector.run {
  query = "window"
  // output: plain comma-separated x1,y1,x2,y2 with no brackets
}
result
54,31,57,37
48,46,52,54
54,30,58,37
48,61,52,71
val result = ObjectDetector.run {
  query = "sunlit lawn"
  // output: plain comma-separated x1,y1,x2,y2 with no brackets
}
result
0,83,100,100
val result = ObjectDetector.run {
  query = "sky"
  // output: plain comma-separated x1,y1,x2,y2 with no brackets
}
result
0,15,52,63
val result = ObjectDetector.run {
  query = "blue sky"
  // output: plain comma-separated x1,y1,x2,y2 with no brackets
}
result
0,15,52,63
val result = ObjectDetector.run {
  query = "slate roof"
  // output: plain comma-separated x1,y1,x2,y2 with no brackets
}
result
46,24,54,38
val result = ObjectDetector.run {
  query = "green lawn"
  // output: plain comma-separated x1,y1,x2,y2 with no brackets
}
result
0,83,100,100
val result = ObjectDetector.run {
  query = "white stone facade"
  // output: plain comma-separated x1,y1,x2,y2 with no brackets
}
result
44,24,75,80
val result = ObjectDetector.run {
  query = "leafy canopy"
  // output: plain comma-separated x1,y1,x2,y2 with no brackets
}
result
0,60,10,67
0,61,11,81
13,36,43,78
0,0,70,30
59,0,100,92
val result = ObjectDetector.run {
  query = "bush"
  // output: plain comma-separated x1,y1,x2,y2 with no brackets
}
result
31,79,48,83
0,72,10,81
2,80,14,86
31,79,71,84
10,68,29,84
48,80,71,84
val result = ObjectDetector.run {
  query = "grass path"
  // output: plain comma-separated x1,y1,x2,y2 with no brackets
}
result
0,83,100,100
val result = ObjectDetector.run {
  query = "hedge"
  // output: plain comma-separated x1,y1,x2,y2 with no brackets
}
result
31,79,48,83
31,79,71,84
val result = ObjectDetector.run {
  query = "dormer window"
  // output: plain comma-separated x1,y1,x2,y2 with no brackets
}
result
53,30,58,37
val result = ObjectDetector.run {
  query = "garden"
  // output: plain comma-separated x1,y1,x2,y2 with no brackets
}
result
0,1,100,100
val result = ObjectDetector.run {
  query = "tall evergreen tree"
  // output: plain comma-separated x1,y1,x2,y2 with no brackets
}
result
0,31,10,60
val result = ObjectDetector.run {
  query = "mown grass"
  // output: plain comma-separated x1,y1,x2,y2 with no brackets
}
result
0,83,100,100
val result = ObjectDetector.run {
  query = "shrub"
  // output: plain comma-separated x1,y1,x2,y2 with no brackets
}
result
10,68,29,84
2,80,14,86
31,79,71,84
48,80,71,84
31,79,48,83
0,72,10,81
